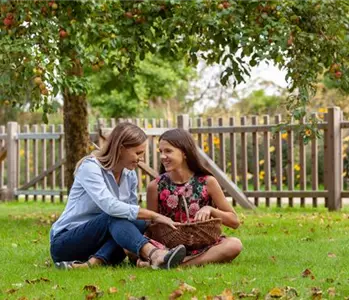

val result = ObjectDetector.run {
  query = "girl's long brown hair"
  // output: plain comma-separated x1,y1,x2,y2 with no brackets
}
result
159,128,212,176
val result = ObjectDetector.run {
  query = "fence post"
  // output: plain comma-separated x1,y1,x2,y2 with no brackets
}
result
326,107,341,211
6,122,18,201
177,114,190,130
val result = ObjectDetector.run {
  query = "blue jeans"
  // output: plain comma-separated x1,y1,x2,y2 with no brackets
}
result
50,214,149,265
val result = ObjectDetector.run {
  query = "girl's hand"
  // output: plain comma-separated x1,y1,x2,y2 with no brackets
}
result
194,206,212,221
152,214,180,229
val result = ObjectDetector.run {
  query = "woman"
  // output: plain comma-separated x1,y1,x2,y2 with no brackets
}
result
50,123,186,270
146,128,242,266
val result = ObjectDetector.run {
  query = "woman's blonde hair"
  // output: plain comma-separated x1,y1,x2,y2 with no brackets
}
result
75,122,147,173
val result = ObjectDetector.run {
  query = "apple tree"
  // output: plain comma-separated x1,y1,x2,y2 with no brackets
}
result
1,0,348,189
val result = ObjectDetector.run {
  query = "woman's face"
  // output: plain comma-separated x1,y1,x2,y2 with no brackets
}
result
119,141,147,170
159,140,186,172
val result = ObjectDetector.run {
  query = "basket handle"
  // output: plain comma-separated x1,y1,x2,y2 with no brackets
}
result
179,195,190,224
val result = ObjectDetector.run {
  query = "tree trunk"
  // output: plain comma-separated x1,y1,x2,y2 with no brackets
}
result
63,60,89,191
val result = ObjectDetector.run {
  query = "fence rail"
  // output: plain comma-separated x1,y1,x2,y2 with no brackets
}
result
0,107,348,210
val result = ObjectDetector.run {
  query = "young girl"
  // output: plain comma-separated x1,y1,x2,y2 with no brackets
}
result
50,123,186,270
146,128,242,266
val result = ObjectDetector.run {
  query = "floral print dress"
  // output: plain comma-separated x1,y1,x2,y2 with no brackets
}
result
155,173,223,258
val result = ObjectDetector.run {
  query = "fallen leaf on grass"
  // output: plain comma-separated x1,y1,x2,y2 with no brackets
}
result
237,288,260,298
83,285,104,299
327,287,336,298
206,288,234,300
127,296,148,300
129,274,137,281
180,283,196,293
119,279,127,285
169,282,197,299
169,289,183,300
270,256,277,262
108,287,118,294
266,287,284,298
327,252,336,258
25,277,51,284
86,291,104,300
285,286,299,298
83,285,99,293
302,268,315,280
5,288,18,294
17,297,29,300
40,277,50,282
310,287,322,300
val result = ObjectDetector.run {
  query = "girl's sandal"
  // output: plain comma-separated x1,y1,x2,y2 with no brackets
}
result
148,244,186,270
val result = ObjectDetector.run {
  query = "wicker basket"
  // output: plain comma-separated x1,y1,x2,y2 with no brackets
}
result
146,196,222,250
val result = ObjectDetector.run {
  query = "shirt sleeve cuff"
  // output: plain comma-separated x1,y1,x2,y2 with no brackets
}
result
128,205,140,220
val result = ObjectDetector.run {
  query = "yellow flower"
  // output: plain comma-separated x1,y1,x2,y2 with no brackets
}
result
259,174,264,180
213,136,220,146
294,164,301,171
269,146,275,152
305,129,312,137
281,132,288,140
342,172,347,177
343,136,349,142
343,144,348,150
296,174,300,179
141,175,146,180
147,123,153,128
259,159,265,165
19,149,25,157
318,107,327,113
260,171,265,176
247,173,253,180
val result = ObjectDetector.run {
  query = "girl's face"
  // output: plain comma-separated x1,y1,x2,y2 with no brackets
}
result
119,141,147,170
159,140,186,172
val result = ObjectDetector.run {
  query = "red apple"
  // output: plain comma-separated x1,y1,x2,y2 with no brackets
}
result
3,17,13,26
59,29,68,38
335,71,342,79
223,1,230,9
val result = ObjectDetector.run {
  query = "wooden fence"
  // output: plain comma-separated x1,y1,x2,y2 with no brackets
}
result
0,107,347,210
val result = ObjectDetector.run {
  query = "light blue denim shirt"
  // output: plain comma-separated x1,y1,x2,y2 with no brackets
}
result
50,156,140,241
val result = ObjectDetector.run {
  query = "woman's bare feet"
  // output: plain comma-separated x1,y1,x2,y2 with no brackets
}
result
136,259,151,268
72,257,103,269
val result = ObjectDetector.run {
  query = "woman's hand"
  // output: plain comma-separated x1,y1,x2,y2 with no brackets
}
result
152,214,180,229
194,206,212,221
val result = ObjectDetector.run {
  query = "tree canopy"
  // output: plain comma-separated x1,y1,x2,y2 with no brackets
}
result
1,0,348,188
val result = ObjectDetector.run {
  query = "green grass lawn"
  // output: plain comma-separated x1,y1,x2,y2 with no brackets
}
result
1,202,349,299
